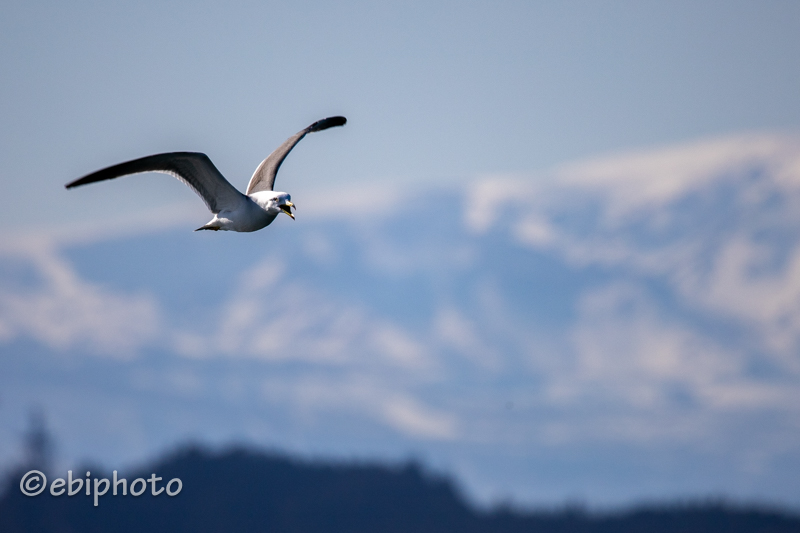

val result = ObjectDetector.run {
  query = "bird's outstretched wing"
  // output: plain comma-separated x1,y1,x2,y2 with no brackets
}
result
66,152,247,214
246,116,346,195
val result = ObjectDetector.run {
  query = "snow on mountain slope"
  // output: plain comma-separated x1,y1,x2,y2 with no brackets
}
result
2,133,800,507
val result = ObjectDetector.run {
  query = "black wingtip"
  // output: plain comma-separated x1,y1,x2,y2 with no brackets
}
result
308,116,347,133
65,175,96,189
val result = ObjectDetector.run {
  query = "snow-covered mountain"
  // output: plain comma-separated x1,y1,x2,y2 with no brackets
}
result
2,133,800,508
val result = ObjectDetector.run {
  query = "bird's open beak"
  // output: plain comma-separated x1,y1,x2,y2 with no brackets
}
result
280,201,295,219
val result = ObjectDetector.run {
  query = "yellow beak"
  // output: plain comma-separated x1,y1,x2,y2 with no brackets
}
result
280,202,295,220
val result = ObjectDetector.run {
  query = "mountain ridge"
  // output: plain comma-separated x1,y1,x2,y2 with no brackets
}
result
2,445,800,533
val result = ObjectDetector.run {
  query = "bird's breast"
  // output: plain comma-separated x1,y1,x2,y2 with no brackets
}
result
219,198,278,232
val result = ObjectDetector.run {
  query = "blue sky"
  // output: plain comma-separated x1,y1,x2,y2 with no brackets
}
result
2,0,800,510
2,1,800,231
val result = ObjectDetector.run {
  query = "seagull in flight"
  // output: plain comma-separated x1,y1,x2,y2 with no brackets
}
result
66,116,347,232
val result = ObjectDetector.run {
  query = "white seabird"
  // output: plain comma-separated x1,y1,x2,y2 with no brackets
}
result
66,116,347,232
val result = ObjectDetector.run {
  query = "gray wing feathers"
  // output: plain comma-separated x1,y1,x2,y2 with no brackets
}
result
66,152,247,214
246,116,346,195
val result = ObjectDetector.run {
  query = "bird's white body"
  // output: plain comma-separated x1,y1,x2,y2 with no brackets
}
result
203,191,291,232
65,116,346,233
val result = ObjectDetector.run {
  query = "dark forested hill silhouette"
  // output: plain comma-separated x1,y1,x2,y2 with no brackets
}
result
1,446,799,533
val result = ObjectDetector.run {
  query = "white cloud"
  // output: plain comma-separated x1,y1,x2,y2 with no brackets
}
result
0,231,458,442
368,323,430,369
433,307,503,371
451,134,800,450
380,395,458,440
556,133,800,220
5,131,800,473
481,133,800,367
0,238,161,356
567,283,743,406
295,182,407,221
258,374,458,440
171,256,437,373
463,177,536,234
670,237,800,361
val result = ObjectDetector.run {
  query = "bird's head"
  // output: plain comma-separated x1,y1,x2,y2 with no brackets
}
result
272,192,295,219
249,190,296,219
